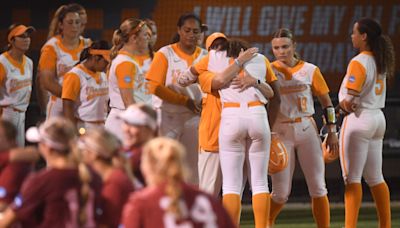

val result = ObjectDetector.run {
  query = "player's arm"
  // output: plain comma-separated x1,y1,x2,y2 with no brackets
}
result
62,73,80,125
0,63,6,116
35,71,49,116
313,67,339,156
177,56,209,87
146,52,198,112
267,80,281,129
339,60,365,113
9,146,40,163
38,46,62,97
115,62,136,108
0,207,17,227
211,47,258,89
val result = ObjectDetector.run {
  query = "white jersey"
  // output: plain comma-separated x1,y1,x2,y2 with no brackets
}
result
67,65,108,122
208,50,268,104
0,52,33,112
339,52,385,109
153,45,207,113
272,61,328,120
133,56,152,106
108,53,141,110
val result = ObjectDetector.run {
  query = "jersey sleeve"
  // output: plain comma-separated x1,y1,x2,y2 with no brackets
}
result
0,152,10,168
311,67,330,96
62,72,81,101
0,162,31,204
345,60,366,93
198,71,216,94
264,58,278,83
0,63,6,86
38,45,57,72
193,55,210,75
146,51,188,106
115,61,136,89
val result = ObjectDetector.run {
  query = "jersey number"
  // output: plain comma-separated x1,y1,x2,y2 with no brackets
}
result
375,79,384,95
297,97,307,112
160,195,217,228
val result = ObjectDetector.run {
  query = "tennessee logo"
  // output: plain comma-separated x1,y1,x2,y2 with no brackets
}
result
124,75,132,83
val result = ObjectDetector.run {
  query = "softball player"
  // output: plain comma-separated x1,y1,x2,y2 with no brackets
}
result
0,24,35,146
79,128,134,228
268,28,339,228
146,13,207,185
105,18,150,142
121,137,235,228
338,18,394,228
119,103,158,187
62,40,110,129
0,117,102,227
38,4,91,118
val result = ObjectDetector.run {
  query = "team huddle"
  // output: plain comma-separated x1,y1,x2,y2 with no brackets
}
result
0,2,395,228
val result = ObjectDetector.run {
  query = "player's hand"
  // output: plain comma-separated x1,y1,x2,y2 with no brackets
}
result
231,72,257,92
185,98,201,114
326,131,339,158
236,47,258,66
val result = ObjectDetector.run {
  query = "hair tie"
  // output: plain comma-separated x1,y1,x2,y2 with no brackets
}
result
128,21,146,37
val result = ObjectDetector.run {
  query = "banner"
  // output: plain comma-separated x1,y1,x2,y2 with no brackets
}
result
152,0,400,92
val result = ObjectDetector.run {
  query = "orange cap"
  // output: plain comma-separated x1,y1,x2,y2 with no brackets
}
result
8,25,35,43
205,32,227,50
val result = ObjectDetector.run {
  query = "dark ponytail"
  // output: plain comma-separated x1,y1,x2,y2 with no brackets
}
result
356,18,395,80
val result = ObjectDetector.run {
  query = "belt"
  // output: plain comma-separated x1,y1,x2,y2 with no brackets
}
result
77,119,105,124
223,101,264,108
281,116,311,124
0,106,24,113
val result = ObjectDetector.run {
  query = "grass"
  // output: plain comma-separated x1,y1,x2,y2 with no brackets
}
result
239,203,400,228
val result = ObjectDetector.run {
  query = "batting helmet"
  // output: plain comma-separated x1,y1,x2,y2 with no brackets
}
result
268,133,288,174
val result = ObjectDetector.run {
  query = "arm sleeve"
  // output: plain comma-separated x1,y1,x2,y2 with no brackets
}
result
115,61,136,89
198,71,216,94
0,63,6,86
61,73,81,101
193,55,210,75
38,45,57,72
345,60,366,93
146,52,188,106
311,67,330,96
264,58,278,83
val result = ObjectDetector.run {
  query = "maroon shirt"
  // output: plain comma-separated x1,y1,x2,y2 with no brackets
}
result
122,182,235,228
0,161,32,204
99,168,134,228
11,168,102,228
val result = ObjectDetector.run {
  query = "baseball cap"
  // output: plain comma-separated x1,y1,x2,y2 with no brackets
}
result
117,104,157,131
8,25,35,43
205,32,227,50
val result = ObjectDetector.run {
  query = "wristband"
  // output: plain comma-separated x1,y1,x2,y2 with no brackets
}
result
234,58,242,68
323,106,336,124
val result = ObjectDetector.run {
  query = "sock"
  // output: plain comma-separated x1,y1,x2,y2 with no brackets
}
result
268,198,284,227
252,193,270,228
222,193,241,225
370,182,391,228
345,183,362,228
312,195,330,228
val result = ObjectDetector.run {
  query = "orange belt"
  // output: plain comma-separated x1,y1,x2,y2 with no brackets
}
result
281,116,311,124
223,101,264,108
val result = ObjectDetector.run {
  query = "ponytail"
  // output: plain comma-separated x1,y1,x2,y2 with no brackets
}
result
110,29,124,62
374,35,395,80
165,159,183,219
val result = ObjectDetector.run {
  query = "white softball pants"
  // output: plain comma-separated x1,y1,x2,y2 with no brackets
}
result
339,109,385,186
219,104,270,196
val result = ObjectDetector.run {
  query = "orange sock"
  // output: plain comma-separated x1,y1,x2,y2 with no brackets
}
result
345,183,362,228
370,182,391,228
268,199,284,227
252,193,270,228
312,195,330,228
222,193,241,225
